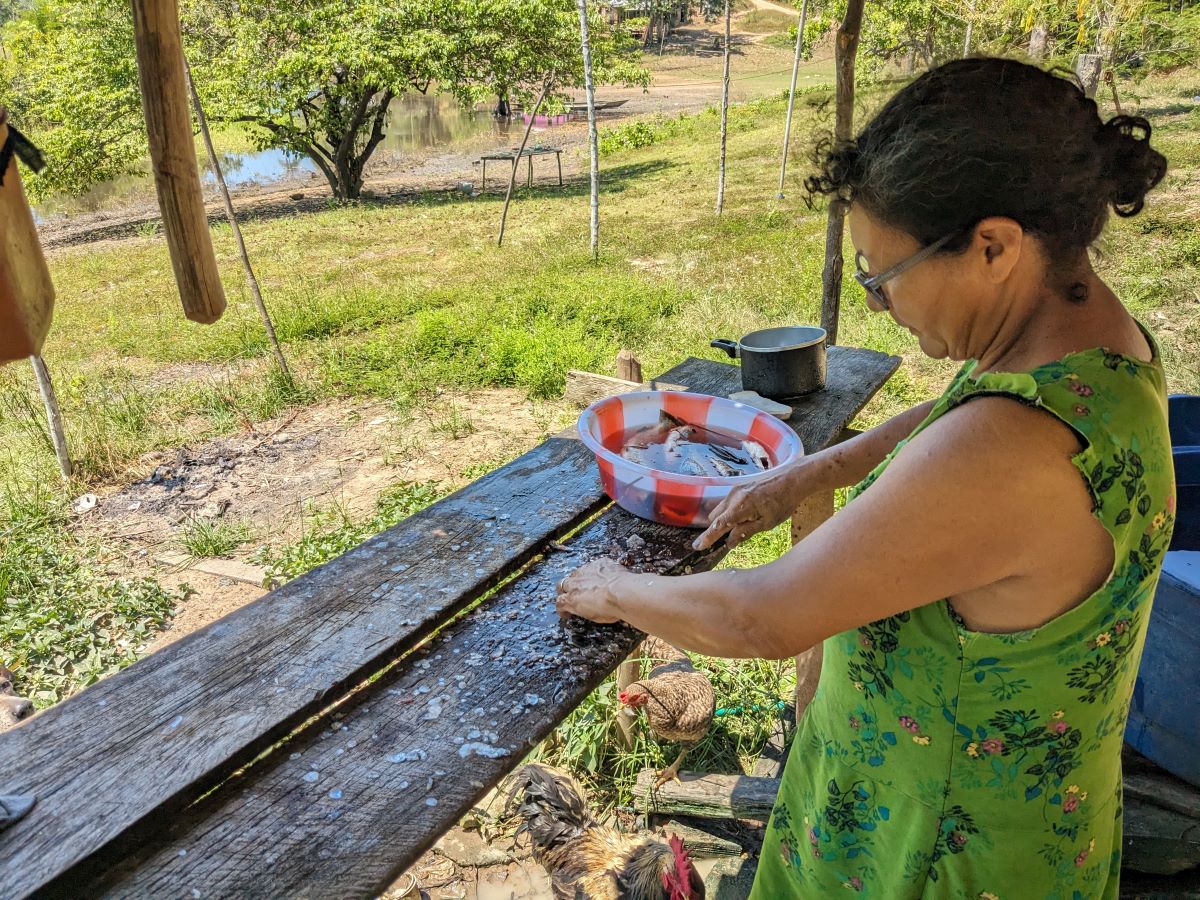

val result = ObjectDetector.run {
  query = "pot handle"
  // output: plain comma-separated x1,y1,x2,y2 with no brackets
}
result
710,338,739,359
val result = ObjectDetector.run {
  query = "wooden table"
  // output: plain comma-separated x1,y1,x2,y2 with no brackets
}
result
0,349,899,899
478,146,563,191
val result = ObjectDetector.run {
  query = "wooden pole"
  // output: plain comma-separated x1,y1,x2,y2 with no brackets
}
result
791,491,832,715
30,356,72,480
130,0,227,324
777,0,810,199
184,64,291,381
613,347,643,748
577,0,600,260
962,0,975,56
715,0,731,216
819,0,865,346
1104,69,1123,115
616,348,643,384
497,81,551,247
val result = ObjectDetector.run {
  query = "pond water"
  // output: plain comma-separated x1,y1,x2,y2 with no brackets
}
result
34,92,522,219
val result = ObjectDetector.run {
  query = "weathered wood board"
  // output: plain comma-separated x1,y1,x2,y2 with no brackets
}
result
3,349,899,898
0,437,609,898
84,350,899,898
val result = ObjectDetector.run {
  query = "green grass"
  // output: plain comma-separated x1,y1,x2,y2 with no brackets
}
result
738,8,795,33
176,518,254,558
0,489,180,706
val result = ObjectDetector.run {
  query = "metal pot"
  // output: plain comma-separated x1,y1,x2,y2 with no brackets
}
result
711,326,827,399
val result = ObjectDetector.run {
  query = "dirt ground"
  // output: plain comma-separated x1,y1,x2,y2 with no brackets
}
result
75,389,577,651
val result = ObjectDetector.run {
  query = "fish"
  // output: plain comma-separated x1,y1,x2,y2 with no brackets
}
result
618,411,774,477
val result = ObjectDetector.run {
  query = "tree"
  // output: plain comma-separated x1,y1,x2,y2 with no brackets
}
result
182,0,446,201
0,0,143,200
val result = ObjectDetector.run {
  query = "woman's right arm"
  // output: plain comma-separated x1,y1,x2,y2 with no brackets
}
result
693,398,936,550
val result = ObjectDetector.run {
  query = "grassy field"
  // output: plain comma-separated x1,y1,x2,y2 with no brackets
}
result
2,64,1198,802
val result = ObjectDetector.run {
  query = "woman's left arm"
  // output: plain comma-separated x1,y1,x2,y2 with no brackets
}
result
558,397,1104,658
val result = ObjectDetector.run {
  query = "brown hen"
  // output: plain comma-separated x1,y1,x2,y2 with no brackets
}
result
620,638,715,787
507,762,705,900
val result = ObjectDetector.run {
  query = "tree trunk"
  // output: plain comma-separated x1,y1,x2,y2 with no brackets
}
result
1029,23,1048,60
777,0,811,199
820,0,865,346
715,0,731,216
496,82,551,247
185,63,291,382
578,0,600,260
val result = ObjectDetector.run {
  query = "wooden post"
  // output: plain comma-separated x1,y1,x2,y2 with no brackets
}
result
1075,53,1103,98
791,490,832,715
497,81,551,247
617,349,643,385
577,0,600,260
130,0,227,324
30,356,72,480
819,0,865,347
962,0,975,56
715,0,731,216
613,347,643,748
184,64,291,381
1029,23,1048,60
777,0,810,199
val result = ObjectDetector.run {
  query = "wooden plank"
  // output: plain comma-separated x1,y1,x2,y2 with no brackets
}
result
79,350,899,898
1123,793,1200,876
130,0,226,324
156,552,270,586
635,771,778,820
0,436,611,899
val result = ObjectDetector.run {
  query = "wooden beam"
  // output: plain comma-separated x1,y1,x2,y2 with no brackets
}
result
130,0,226,324
819,0,865,346
635,771,778,820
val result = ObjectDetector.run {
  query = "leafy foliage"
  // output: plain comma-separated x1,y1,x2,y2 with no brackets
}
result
0,492,179,706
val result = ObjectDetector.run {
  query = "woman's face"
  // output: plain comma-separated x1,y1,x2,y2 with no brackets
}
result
847,205,1027,362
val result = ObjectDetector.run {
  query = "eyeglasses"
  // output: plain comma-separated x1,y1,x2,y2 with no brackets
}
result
854,231,958,311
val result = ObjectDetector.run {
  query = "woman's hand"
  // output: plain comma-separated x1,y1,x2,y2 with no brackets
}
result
556,558,631,624
693,457,828,551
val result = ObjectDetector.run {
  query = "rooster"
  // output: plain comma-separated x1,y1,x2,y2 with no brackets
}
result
620,638,715,787
507,762,705,900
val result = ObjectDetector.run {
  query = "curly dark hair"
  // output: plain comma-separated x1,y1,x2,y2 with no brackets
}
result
806,58,1167,274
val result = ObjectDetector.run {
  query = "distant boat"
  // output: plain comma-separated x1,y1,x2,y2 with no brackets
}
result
567,99,630,113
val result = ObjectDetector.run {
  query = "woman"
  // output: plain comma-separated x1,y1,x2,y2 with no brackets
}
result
557,58,1174,898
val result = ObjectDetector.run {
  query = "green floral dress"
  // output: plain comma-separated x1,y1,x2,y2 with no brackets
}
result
750,338,1176,899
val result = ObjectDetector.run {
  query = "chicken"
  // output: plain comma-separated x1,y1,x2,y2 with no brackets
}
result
507,762,705,900
620,638,715,787
0,664,33,733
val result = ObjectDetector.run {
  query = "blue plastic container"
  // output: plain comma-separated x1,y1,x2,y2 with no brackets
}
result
1124,395,1200,785
1169,394,1200,552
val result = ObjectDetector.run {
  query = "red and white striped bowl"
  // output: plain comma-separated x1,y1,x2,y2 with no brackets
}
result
577,391,803,528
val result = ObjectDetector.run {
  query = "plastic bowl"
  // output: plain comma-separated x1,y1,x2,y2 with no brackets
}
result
577,390,804,528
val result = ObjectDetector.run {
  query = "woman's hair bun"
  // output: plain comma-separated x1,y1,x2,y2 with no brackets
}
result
1098,115,1168,218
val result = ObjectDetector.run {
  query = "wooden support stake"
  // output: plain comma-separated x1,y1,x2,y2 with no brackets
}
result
130,0,226,324
497,81,551,247
1104,69,1123,115
715,0,731,216
577,0,600,260
612,346,644,748
791,490,832,715
30,355,72,480
819,0,865,346
617,349,643,385
777,0,810,199
184,64,291,381
615,643,642,748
